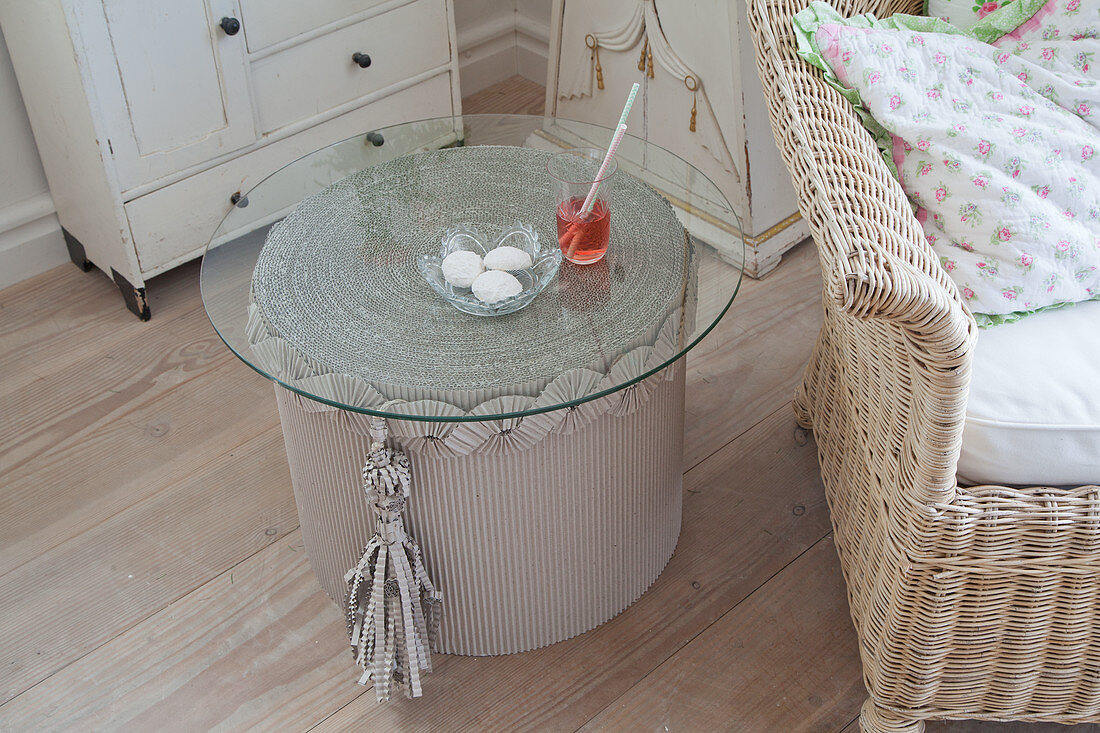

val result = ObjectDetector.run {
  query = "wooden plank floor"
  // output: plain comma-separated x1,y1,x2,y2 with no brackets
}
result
0,77,1082,732
463,75,547,116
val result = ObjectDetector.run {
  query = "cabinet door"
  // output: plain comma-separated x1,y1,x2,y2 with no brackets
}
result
74,0,255,192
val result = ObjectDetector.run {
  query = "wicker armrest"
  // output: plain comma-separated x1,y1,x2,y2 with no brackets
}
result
749,0,975,508
756,20,971,336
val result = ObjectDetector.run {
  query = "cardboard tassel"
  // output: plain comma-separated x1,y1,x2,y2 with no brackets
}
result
345,420,441,702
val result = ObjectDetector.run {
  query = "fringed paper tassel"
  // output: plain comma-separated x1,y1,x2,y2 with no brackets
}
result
345,418,441,702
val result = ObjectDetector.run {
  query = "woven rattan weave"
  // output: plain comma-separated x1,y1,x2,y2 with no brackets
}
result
250,146,689,408
746,1,1100,730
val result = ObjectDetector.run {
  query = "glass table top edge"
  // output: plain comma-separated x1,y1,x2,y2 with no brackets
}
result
199,114,745,423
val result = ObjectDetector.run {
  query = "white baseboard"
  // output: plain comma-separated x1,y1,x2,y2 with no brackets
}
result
459,39,517,96
0,192,67,290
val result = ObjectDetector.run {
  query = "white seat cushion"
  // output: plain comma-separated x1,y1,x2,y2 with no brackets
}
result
958,300,1100,487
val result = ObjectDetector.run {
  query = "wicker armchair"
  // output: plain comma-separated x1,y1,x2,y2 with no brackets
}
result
745,1,1100,730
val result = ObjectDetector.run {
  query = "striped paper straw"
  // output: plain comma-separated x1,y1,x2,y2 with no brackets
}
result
580,123,627,215
574,84,638,217
618,82,640,128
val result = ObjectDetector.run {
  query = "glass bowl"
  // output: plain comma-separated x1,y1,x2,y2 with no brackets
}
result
417,222,561,316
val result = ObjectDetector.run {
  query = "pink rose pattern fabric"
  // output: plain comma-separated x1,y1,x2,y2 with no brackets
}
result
816,0,1100,319
928,0,1018,29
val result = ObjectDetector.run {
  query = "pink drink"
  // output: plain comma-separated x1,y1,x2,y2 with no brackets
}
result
556,197,610,264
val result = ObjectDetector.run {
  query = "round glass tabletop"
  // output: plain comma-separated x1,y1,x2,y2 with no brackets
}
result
200,114,743,422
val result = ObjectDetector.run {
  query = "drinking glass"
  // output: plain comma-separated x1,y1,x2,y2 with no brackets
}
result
547,148,617,265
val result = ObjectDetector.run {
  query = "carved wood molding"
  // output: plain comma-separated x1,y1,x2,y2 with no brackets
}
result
558,0,742,181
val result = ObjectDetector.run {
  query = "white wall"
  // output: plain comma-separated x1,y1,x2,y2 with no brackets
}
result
454,0,551,95
0,26,66,290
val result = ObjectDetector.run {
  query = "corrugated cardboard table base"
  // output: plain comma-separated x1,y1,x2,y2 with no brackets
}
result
273,363,685,656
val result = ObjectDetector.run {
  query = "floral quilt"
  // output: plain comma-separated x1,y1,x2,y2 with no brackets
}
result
926,0,1019,30
795,0,1100,325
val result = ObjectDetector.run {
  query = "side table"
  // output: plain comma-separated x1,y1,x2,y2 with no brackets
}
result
200,114,742,695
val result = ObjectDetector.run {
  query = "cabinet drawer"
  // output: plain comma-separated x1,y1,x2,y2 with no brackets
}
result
126,72,455,276
240,0,391,52
250,0,450,134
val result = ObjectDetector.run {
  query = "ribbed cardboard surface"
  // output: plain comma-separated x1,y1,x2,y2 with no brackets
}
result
274,364,685,655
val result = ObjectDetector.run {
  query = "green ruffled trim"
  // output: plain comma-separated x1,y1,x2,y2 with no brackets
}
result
968,0,1049,44
922,0,1047,43
792,3,965,93
973,293,1100,328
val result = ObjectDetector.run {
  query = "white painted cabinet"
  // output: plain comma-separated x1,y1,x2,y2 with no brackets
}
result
545,0,807,278
0,0,461,318
85,0,257,191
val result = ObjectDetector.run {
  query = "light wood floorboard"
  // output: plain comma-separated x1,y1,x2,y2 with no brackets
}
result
579,536,864,733
0,327,272,578
0,76,1070,732
462,75,546,116
311,403,833,732
0,423,296,704
0,527,355,732
683,242,821,469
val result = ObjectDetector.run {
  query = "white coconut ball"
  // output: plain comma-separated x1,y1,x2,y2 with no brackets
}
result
483,245,533,272
441,250,485,288
471,270,523,304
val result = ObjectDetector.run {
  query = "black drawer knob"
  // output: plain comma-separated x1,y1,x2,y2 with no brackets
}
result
365,131,384,147
230,192,248,208
352,52,372,68
219,17,240,36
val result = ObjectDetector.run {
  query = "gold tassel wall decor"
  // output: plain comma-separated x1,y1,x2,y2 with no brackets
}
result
646,41,655,78
586,34,604,90
685,75,698,132
638,37,647,71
